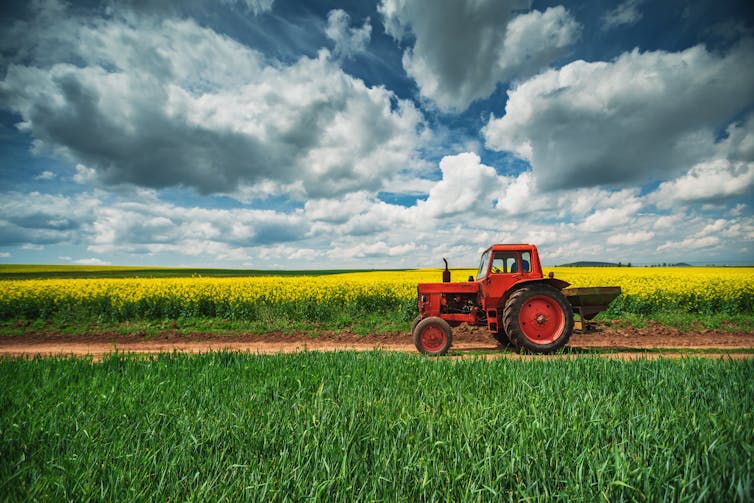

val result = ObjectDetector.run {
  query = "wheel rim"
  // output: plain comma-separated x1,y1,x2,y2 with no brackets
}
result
519,295,565,344
419,325,447,352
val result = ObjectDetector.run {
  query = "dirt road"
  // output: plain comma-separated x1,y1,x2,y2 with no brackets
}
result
1,322,753,360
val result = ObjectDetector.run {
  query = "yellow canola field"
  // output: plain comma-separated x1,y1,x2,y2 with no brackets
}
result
544,267,754,294
549,266,754,315
0,267,752,320
1,269,466,306
549,266,752,295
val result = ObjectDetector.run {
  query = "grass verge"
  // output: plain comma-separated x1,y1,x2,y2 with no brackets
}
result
0,317,411,338
1,311,752,338
597,312,754,331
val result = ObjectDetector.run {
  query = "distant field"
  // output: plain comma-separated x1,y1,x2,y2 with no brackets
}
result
0,264,384,280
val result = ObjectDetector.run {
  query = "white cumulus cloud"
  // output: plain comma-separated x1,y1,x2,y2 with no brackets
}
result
325,9,371,59
657,236,720,252
607,231,654,245
418,152,504,217
650,159,754,209
74,257,112,266
601,0,643,30
483,41,754,191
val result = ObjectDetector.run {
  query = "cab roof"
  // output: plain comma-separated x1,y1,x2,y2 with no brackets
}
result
484,244,538,253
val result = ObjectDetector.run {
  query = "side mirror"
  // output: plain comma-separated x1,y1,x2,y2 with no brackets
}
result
468,275,474,282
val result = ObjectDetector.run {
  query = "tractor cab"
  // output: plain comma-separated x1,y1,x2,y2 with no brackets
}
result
477,246,533,279
476,244,544,277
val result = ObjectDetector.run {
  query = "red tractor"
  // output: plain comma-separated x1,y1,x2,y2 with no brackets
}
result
412,244,621,355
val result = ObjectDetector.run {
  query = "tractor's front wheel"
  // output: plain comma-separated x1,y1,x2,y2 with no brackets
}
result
411,316,422,335
413,317,453,356
503,284,573,353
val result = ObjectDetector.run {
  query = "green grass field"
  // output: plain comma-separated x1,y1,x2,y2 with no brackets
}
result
1,352,752,501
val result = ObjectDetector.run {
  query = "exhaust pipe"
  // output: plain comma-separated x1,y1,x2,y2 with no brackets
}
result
442,258,451,283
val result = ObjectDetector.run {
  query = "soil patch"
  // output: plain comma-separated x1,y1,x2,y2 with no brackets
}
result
1,321,752,360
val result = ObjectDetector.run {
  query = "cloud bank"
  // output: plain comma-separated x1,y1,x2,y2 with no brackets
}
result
0,1,752,268
0,12,423,200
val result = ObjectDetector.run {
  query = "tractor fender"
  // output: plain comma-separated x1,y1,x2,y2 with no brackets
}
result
498,277,571,311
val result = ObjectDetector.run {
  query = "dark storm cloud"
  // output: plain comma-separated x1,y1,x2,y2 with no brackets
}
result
0,8,422,200
18,70,290,194
9,212,78,231
251,222,301,245
0,222,71,245
0,191,91,246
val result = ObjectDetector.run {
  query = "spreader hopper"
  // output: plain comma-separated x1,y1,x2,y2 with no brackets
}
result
563,287,622,331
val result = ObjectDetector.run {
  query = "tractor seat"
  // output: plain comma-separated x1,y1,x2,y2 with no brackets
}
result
511,260,530,273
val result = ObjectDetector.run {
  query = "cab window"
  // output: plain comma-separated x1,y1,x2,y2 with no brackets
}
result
520,251,531,273
490,252,517,273
490,251,532,274
476,250,491,280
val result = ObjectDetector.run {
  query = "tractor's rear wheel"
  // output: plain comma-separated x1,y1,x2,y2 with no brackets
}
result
413,317,453,356
503,284,573,353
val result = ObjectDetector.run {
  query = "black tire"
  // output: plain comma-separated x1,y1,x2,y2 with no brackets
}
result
411,316,422,335
413,317,453,356
503,284,573,354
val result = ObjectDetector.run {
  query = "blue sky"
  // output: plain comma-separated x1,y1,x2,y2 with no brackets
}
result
1,0,752,268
